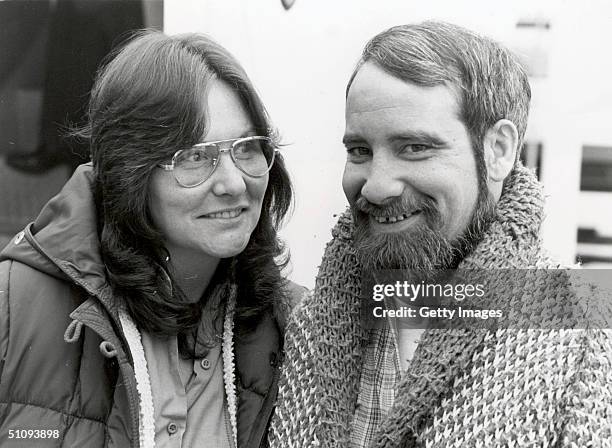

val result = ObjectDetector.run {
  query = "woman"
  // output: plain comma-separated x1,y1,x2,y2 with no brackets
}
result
0,31,303,448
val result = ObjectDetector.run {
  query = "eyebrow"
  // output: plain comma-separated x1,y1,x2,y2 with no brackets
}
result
342,130,448,147
342,134,367,146
390,131,448,146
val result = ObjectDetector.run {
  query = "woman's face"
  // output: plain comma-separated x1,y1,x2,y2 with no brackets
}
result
148,80,268,266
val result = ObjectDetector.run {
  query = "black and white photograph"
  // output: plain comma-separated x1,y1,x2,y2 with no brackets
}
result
1,0,612,447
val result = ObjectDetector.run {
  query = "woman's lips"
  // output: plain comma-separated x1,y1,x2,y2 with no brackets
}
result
200,207,246,219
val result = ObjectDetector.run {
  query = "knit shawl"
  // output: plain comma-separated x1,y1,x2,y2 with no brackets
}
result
269,164,612,447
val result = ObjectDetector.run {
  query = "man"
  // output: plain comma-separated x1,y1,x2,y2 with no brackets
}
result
268,22,612,447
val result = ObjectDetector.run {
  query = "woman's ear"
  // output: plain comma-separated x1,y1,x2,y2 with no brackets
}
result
483,119,519,182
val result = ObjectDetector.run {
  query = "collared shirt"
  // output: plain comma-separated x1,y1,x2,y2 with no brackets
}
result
350,328,399,448
142,332,233,448
141,276,235,448
350,324,424,448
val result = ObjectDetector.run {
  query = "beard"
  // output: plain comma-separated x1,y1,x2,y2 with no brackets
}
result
352,185,496,276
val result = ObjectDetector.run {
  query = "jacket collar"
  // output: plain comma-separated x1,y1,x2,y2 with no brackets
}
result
0,164,117,312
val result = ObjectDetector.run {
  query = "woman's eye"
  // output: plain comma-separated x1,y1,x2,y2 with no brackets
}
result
234,141,260,157
188,150,214,163
188,152,202,162
178,149,214,168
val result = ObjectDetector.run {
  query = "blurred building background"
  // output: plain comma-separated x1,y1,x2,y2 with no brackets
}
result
0,0,162,246
1,0,611,288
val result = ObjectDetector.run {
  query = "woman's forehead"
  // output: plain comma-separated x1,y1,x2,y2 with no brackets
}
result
201,79,256,140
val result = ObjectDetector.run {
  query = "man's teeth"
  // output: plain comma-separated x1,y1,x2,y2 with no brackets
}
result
206,209,242,219
373,212,418,224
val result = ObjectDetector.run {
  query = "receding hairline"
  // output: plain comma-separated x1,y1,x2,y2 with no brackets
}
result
346,22,531,154
346,60,466,122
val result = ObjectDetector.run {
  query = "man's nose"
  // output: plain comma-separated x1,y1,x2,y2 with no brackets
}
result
360,154,406,205
210,152,247,196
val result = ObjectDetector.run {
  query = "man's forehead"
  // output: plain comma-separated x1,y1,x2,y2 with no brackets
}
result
346,62,462,117
344,63,464,143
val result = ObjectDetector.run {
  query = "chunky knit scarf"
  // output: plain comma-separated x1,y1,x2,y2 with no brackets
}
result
269,164,612,447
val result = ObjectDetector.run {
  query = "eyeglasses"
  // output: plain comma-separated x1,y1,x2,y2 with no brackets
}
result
158,136,279,188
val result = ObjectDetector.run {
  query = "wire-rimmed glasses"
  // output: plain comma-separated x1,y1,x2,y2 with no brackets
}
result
158,136,278,188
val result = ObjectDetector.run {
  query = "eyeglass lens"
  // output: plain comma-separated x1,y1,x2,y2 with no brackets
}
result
173,137,274,187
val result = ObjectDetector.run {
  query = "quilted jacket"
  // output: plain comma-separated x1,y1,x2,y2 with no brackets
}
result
0,165,304,447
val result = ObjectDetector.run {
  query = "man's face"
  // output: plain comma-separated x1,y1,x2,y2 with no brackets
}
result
342,62,494,271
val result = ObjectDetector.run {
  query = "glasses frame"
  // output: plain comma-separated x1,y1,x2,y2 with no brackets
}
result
158,135,279,188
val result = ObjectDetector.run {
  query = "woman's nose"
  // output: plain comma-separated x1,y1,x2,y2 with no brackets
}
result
210,152,247,196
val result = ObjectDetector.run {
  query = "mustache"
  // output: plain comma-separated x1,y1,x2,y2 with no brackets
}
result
353,195,438,219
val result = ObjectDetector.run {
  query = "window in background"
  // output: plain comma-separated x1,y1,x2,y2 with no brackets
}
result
576,145,612,266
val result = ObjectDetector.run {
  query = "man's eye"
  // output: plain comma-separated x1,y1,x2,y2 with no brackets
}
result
346,147,371,159
400,144,431,155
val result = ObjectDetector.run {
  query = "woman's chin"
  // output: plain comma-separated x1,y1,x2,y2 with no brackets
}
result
208,239,251,259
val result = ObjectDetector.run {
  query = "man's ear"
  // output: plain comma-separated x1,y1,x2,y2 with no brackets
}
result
483,119,519,182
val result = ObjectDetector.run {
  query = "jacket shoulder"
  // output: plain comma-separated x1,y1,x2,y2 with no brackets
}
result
0,259,85,379
0,258,81,313
0,260,127,446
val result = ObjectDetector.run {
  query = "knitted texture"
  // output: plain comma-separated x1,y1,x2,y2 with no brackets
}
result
268,164,612,447
119,309,156,448
223,283,238,447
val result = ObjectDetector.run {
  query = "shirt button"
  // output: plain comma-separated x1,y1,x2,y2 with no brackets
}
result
200,358,211,370
14,231,24,244
167,422,178,435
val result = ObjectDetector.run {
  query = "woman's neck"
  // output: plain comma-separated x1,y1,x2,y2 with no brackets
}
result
166,249,221,303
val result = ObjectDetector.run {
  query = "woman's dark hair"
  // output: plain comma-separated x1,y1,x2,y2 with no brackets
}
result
81,30,293,340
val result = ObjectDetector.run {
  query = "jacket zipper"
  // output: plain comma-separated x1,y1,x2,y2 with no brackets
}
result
252,355,283,448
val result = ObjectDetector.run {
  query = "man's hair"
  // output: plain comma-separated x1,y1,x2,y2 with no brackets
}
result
347,21,531,162
79,30,293,341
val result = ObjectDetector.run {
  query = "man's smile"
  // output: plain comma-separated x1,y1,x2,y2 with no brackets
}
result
368,210,423,233
370,210,422,224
